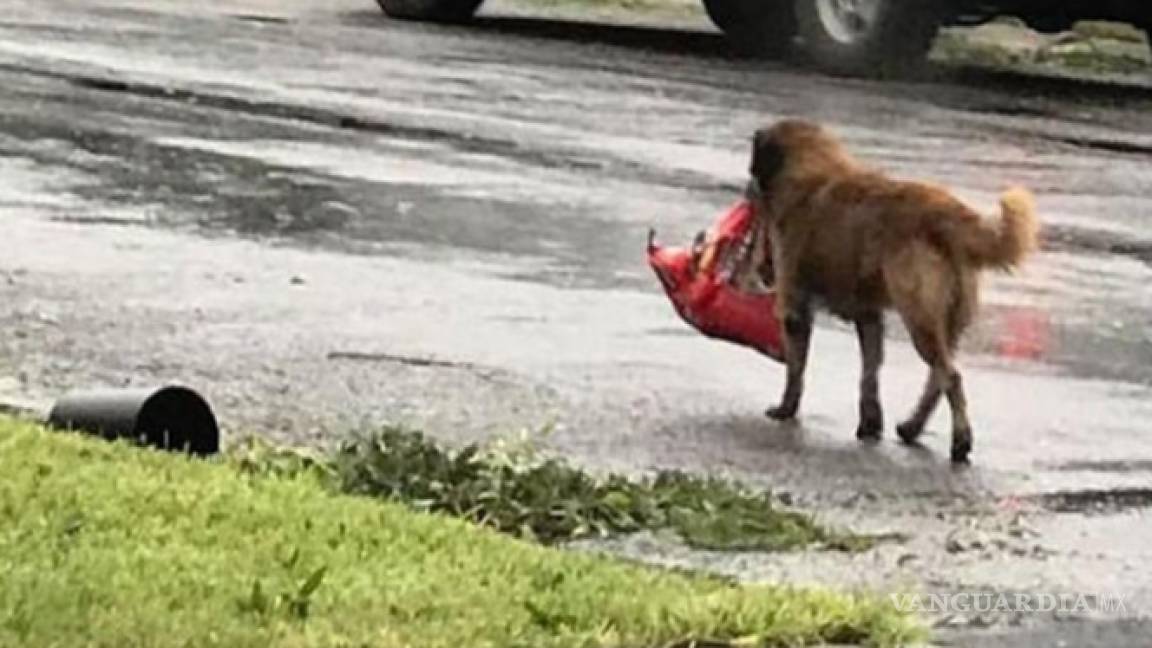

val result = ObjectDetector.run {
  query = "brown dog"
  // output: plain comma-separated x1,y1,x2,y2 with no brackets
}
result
747,119,1039,463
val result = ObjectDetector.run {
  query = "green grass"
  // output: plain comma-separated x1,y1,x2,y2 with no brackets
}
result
0,417,921,647
1072,20,1148,45
270,426,883,552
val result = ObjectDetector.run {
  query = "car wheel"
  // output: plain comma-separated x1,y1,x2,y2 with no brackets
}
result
376,0,485,22
703,0,797,58
793,0,944,76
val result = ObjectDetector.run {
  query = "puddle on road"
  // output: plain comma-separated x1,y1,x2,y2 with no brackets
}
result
157,136,552,195
1033,486,1152,514
1047,459,1152,474
0,111,651,292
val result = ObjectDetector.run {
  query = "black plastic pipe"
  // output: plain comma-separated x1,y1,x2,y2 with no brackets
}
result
47,385,219,456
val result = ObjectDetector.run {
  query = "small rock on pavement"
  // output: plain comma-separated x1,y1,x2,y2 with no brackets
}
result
301,200,358,230
290,275,307,286
945,528,989,554
896,552,920,567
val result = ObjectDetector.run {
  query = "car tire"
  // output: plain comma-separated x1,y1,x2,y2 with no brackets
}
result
376,0,485,22
793,0,944,76
703,0,797,58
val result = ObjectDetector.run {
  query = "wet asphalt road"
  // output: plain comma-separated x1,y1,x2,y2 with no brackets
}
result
2,0,1152,644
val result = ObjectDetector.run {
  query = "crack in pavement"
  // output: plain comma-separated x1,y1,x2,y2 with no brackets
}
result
1032,486,1152,514
326,350,508,382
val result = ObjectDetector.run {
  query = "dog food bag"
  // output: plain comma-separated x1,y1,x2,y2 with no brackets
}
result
647,200,784,362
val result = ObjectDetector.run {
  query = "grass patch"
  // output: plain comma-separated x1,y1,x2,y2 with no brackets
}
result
933,20,1150,75
235,426,882,552
932,31,1028,69
0,416,921,646
1072,20,1147,45
1035,40,1151,74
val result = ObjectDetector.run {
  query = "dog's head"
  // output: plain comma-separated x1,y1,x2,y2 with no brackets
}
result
747,119,850,196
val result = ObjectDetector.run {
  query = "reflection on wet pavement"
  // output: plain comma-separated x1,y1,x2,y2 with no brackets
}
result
4,58,1149,389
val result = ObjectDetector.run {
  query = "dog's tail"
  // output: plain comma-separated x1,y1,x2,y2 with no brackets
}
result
957,187,1040,270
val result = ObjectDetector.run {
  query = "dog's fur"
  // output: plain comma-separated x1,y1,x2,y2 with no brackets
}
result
747,119,1039,463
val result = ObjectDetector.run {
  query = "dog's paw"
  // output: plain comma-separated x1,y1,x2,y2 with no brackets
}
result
856,418,883,442
766,405,797,421
950,438,972,464
896,421,924,445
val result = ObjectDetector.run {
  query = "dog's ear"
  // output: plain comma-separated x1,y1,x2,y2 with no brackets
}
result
750,128,786,186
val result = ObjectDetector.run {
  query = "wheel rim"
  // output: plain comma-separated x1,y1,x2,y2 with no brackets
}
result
814,0,882,44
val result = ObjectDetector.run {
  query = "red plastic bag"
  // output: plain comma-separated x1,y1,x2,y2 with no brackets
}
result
647,201,784,362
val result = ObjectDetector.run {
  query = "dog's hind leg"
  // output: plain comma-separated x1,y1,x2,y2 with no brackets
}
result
896,369,942,445
767,301,813,421
896,315,945,444
855,312,884,441
943,273,978,463
885,245,973,460
943,366,973,463
897,324,972,463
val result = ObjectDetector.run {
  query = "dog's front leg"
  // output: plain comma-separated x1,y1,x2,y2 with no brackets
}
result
767,300,812,421
855,312,884,440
